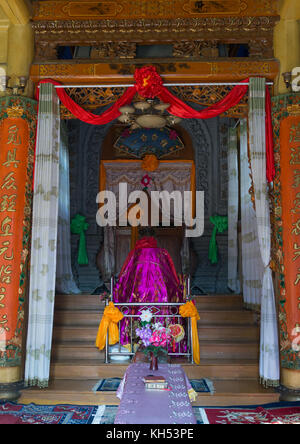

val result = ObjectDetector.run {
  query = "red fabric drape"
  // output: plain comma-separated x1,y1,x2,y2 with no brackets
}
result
37,79,137,125
158,79,249,119
36,73,274,182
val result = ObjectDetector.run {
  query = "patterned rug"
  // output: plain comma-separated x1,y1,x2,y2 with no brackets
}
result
200,402,300,424
0,403,204,425
0,403,99,424
0,402,299,424
92,378,215,394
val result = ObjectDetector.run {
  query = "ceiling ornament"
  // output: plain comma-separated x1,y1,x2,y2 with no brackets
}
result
118,99,181,129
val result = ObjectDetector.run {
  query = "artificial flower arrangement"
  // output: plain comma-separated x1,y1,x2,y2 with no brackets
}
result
135,309,185,369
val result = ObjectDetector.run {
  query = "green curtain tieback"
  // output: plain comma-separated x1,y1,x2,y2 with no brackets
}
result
71,214,89,265
209,215,228,265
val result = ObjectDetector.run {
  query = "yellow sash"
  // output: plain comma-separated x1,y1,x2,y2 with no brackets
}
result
179,301,200,365
95,302,124,350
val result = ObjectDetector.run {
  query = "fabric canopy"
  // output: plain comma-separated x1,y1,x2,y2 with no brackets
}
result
36,66,274,182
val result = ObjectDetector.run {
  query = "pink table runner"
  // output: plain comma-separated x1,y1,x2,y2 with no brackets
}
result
114,363,197,424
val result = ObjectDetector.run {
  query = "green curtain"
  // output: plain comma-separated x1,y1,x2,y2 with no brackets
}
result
209,215,228,264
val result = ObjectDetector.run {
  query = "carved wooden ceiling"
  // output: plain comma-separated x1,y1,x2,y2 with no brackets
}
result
30,0,280,118
32,0,280,60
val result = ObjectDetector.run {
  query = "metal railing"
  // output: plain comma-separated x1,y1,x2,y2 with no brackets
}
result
105,300,194,364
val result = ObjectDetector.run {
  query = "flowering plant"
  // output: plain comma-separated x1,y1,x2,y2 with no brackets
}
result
136,310,172,357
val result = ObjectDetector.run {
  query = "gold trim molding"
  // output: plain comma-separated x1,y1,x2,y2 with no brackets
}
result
33,0,279,21
0,366,21,384
287,104,300,116
30,60,280,86
6,106,24,118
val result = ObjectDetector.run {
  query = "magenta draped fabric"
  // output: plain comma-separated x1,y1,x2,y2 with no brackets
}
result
113,238,184,346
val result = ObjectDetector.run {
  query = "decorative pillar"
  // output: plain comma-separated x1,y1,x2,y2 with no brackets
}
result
272,94,300,401
0,96,37,401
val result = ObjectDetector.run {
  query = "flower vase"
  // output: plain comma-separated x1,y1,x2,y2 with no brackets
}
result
149,352,158,371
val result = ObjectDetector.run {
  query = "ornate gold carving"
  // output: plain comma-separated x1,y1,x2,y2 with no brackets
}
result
33,0,278,21
38,64,95,78
63,86,126,109
30,60,280,89
6,106,24,118
32,16,279,37
183,0,247,16
173,41,219,58
62,2,123,18
248,38,274,58
287,105,300,116
211,61,272,76
32,14,278,62
35,42,58,61
90,42,136,59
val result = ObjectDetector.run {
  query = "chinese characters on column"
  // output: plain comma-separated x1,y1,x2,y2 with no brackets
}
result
0,101,35,367
279,114,300,363
289,122,300,290
0,125,20,334
0,114,29,341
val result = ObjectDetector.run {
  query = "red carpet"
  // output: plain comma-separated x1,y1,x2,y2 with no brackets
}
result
202,402,300,424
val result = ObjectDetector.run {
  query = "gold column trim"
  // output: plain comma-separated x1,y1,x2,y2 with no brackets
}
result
287,104,300,116
6,105,24,118
281,368,300,391
0,366,21,384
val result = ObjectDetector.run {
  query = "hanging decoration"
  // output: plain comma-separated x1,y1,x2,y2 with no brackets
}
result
209,215,228,265
142,154,159,172
36,65,275,182
95,301,124,350
141,174,152,191
70,214,89,265
179,301,200,365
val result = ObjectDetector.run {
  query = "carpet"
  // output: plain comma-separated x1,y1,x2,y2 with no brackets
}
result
92,378,215,394
0,403,205,425
1,401,299,424
200,402,300,424
0,403,99,424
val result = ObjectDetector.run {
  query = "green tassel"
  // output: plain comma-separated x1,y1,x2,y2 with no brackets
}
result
71,214,89,265
208,215,228,265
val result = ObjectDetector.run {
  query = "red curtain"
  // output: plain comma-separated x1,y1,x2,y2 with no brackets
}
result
36,76,274,182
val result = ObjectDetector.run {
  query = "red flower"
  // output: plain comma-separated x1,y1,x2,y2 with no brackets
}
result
141,174,152,188
134,66,163,98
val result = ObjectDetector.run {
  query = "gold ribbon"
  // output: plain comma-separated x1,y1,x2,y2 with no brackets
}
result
179,301,200,365
95,302,124,350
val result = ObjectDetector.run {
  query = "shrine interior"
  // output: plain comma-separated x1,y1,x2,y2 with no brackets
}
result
0,0,299,422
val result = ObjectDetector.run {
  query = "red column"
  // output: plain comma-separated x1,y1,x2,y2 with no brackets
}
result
0,98,36,394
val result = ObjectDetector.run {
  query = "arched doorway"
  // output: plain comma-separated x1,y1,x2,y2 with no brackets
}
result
96,123,196,279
